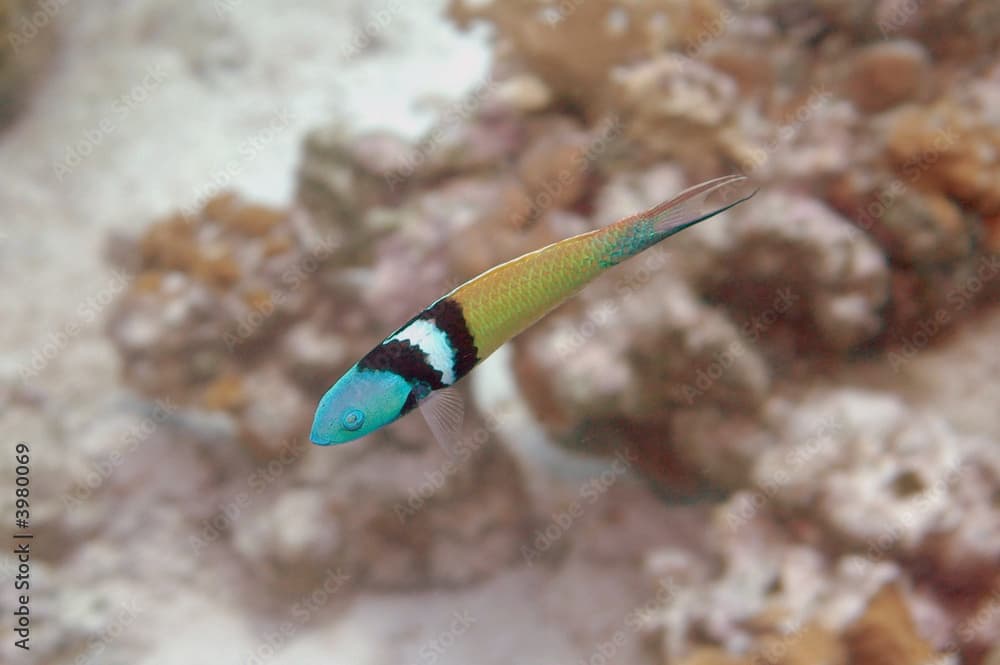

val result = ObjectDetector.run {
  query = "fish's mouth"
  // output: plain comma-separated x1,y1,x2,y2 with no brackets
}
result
309,422,335,446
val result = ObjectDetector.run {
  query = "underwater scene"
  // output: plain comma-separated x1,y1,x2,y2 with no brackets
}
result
1,0,998,663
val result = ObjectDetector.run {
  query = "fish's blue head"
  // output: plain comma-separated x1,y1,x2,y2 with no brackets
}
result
310,365,412,445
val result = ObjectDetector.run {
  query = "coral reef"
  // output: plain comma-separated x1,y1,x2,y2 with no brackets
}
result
684,189,891,352
449,0,725,114
89,0,1000,662
673,389,999,653
643,501,953,665
105,194,343,457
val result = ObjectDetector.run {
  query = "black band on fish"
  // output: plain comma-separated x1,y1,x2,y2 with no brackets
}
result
400,388,420,416
419,298,478,380
399,380,432,416
358,339,446,390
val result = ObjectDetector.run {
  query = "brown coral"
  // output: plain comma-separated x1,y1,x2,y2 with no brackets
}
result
885,102,1000,218
845,40,930,113
449,0,725,114
104,191,361,470
612,54,739,172
644,496,960,665
845,585,941,665
673,588,939,665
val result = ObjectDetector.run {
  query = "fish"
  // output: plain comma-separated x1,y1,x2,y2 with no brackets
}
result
310,174,755,446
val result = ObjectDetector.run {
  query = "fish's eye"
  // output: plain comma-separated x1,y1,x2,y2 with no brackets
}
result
342,409,364,431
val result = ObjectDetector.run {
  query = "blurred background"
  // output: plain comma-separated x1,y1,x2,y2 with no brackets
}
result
1,0,999,663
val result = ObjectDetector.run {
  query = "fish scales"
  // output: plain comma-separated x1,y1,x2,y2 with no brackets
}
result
449,219,656,360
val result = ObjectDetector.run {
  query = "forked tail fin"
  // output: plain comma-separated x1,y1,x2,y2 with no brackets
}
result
646,174,756,238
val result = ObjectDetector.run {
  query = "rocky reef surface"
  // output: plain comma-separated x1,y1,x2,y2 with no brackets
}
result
444,2,1000,662
1,1,998,664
